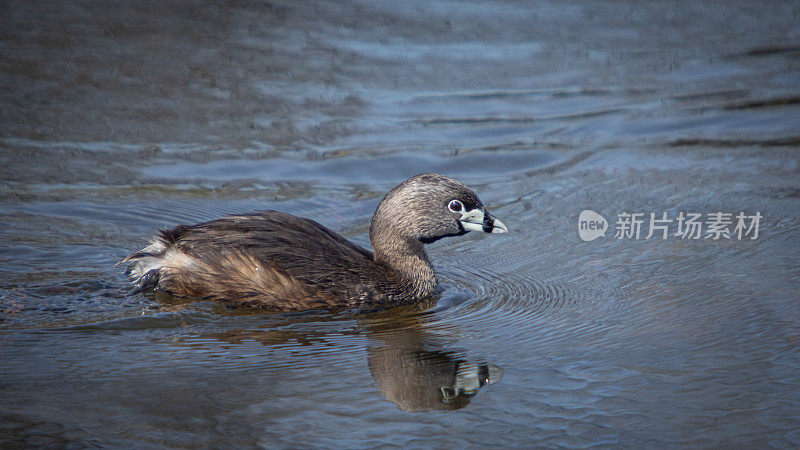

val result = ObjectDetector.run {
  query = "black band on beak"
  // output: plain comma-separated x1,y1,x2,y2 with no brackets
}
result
482,213,495,233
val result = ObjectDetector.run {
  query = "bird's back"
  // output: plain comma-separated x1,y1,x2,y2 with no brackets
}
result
124,211,397,310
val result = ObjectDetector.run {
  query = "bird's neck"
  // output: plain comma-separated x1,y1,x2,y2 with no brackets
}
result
371,233,437,298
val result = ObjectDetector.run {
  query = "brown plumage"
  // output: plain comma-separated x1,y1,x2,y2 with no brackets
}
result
123,173,507,311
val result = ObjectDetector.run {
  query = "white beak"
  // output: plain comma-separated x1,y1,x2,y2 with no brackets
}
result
459,208,508,234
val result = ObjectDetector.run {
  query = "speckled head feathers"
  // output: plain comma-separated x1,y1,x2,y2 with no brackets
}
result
369,173,498,246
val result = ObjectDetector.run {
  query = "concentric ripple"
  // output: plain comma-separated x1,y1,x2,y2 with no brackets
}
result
415,239,630,350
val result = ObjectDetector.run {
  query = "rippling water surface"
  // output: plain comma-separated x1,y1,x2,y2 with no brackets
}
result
2,1,800,447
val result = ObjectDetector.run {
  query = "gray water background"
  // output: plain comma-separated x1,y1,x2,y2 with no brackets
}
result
2,1,800,447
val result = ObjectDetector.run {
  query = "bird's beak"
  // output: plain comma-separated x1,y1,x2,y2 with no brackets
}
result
459,208,508,234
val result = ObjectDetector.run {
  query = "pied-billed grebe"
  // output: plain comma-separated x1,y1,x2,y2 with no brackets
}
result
123,173,507,310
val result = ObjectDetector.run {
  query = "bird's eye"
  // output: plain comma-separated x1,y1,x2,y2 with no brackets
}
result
448,200,464,213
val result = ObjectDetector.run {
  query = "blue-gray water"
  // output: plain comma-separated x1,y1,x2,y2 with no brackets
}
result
2,1,800,447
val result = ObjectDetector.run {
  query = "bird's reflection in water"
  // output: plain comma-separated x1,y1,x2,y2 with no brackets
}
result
362,310,503,412
196,298,503,412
